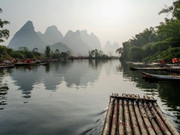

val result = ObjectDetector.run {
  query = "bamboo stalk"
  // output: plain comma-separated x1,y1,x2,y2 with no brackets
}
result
124,100,132,135
144,102,163,135
102,98,114,135
153,102,179,135
149,102,171,135
129,100,141,135
110,95,157,102
118,99,124,135
111,99,118,135
138,101,156,135
134,99,148,134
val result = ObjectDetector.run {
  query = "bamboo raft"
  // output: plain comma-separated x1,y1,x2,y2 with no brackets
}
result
102,93,179,135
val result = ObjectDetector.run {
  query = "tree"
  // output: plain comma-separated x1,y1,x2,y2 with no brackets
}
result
0,8,10,43
45,46,51,58
116,47,123,55
32,47,41,57
55,49,60,54
159,0,180,20
156,19,180,46
32,47,38,53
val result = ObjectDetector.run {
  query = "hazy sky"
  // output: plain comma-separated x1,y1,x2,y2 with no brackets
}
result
1,0,173,47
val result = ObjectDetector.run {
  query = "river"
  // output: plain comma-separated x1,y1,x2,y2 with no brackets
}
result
0,60,179,134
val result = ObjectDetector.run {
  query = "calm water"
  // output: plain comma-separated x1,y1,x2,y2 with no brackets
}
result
0,60,179,135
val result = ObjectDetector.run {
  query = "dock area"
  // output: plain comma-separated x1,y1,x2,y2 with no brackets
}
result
102,93,179,135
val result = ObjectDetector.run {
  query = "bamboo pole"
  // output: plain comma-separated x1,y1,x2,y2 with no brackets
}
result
153,102,179,135
124,100,132,135
144,102,163,135
118,99,124,135
102,98,114,135
138,101,156,135
111,99,118,135
129,100,141,135
149,102,171,135
133,99,148,134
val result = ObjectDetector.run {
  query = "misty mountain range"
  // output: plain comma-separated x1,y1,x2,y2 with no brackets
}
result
8,20,119,56
103,41,119,56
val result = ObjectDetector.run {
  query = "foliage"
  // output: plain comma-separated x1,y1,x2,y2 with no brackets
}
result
116,47,123,55
159,0,180,20
157,19,180,46
0,8,10,44
32,47,41,57
88,49,109,59
45,46,51,58
120,0,180,63
146,47,180,62
0,45,42,59
10,51,24,59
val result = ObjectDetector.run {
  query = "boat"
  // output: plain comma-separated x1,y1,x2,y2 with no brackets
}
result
130,66,180,73
130,66,167,71
14,61,37,66
142,72,180,81
0,64,15,68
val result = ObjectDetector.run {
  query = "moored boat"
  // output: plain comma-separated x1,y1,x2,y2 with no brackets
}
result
130,66,167,71
0,64,15,68
142,72,180,81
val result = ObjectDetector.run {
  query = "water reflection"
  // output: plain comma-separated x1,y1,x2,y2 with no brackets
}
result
10,60,109,97
0,69,9,110
11,66,42,98
88,60,109,69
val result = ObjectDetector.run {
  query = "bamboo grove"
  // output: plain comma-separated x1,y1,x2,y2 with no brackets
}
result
118,0,180,63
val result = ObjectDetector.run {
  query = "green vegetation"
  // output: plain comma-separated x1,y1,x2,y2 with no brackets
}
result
0,46,41,59
0,45,74,60
117,0,180,63
88,49,110,59
0,8,10,44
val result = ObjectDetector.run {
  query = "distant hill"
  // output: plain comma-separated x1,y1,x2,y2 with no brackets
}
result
50,42,72,53
80,30,101,50
8,20,102,55
8,21,46,52
103,41,119,56
37,25,63,45
62,30,91,55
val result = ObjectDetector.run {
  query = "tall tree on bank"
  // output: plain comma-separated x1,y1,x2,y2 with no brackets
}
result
0,8,10,44
45,46,51,58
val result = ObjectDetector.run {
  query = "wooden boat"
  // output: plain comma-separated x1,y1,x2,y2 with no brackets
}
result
0,64,15,68
130,66,167,71
102,93,179,135
38,62,48,66
14,61,36,66
142,72,180,81
130,66,180,73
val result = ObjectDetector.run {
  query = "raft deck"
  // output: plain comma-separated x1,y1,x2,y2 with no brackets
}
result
102,93,179,135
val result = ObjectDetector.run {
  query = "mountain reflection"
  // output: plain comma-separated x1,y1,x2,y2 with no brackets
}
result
10,60,109,98
11,66,42,98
